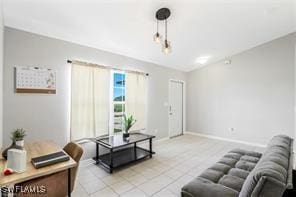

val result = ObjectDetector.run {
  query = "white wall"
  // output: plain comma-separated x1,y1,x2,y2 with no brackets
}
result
187,33,296,146
3,26,296,156
0,0,3,149
3,27,186,148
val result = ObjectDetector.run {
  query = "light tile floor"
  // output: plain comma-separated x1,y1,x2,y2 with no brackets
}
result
73,134,265,197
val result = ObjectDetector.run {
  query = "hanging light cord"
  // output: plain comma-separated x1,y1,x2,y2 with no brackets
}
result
165,19,167,41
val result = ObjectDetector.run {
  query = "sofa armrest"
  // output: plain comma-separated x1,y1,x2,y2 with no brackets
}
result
181,177,239,197
250,176,286,197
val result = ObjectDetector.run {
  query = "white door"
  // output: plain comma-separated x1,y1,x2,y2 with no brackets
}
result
169,80,184,137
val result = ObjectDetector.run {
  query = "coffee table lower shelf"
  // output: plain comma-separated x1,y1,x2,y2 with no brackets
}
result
93,146,154,173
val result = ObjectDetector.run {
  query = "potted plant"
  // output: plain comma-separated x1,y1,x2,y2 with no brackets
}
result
123,114,136,139
2,128,26,159
11,128,27,147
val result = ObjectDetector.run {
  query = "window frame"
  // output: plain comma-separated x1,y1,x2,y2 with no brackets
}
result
109,70,126,135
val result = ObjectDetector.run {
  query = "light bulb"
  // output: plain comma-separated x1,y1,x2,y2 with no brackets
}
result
153,32,162,44
162,40,172,54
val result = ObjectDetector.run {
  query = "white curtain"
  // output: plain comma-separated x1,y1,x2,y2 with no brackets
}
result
126,72,148,131
71,63,110,140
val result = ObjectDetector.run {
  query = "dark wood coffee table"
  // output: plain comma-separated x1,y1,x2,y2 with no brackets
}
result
92,133,155,173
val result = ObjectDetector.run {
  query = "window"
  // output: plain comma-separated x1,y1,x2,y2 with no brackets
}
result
112,72,125,133
71,61,147,140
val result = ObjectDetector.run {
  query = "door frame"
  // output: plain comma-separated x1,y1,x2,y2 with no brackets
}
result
168,79,186,138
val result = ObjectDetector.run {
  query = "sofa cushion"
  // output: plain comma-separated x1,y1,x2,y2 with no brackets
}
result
268,135,291,151
230,149,262,158
182,149,262,196
209,163,232,174
228,168,250,180
218,175,245,192
199,169,225,183
182,177,239,197
240,155,260,163
235,160,257,172
224,152,242,160
239,135,293,197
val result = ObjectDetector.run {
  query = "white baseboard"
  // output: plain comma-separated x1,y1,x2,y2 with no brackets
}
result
184,131,266,148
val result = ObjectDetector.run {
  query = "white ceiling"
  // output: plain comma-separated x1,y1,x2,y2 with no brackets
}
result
3,0,296,71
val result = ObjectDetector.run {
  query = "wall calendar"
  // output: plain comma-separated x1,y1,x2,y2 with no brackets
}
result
15,66,56,94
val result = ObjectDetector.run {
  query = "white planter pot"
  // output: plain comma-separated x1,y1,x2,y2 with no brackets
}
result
16,140,24,147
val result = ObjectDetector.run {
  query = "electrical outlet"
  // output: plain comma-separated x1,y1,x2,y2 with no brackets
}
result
229,128,235,132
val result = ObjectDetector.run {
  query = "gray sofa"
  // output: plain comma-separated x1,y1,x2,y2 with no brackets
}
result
181,135,294,197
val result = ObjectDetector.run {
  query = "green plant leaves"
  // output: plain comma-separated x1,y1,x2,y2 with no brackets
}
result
11,128,26,141
123,114,137,133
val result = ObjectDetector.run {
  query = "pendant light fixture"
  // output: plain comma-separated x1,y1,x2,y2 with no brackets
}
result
154,8,171,54
162,19,171,54
153,20,162,43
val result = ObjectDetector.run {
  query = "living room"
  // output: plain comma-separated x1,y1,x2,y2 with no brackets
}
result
0,0,295,197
